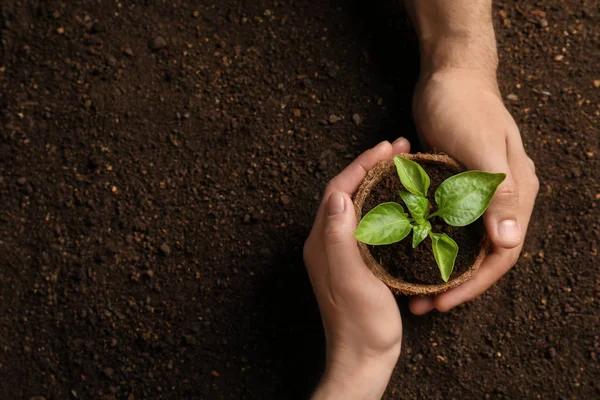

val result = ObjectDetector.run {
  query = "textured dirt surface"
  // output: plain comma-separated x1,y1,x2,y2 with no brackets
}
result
362,162,485,285
1,0,599,399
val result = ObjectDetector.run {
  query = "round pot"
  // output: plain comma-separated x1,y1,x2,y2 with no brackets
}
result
352,153,491,296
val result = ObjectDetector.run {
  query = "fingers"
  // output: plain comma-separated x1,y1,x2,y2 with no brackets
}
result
466,144,523,250
431,140,539,313
313,140,392,244
323,192,368,282
433,248,519,312
306,138,412,294
324,141,393,198
481,126,538,250
507,139,539,214
435,156,534,312
325,138,409,198
317,138,408,231
392,137,411,155
409,296,435,315
483,171,522,249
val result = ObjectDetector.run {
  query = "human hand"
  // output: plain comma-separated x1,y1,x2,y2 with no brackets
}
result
410,69,539,314
304,138,410,400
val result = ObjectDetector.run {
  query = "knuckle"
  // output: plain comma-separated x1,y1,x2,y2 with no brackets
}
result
527,157,536,173
531,174,540,194
325,180,335,193
323,180,338,198
495,179,519,205
323,223,345,246
525,157,540,193
327,176,342,191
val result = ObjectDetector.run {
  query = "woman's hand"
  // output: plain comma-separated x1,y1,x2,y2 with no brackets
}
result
304,138,410,399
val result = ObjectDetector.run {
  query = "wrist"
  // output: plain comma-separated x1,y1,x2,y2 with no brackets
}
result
419,36,498,78
312,349,399,400
420,66,501,96
407,0,498,76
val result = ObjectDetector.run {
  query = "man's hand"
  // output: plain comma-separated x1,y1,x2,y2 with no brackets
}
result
406,0,539,314
304,138,410,399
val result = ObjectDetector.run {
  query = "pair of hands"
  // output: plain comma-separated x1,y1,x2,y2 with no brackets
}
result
304,71,538,398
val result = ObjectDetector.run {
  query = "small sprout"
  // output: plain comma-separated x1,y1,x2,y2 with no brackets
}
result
355,156,505,282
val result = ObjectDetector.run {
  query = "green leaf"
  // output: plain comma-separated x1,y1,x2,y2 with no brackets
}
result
393,156,430,197
398,190,430,222
412,220,431,248
432,171,507,227
429,232,458,282
354,202,412,245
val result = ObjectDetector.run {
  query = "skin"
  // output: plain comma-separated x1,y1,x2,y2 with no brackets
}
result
406,0,539,314
304,139,410,399
305,1,539,398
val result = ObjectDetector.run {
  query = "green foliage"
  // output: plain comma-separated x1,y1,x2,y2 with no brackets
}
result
429,232,458,282
393,156,430,197
412,220,431,248
398,190,429,223
354,156,505,282
431,171,506,226
353,202,412,245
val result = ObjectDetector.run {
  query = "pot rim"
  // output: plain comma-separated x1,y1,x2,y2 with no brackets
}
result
352,153,491,296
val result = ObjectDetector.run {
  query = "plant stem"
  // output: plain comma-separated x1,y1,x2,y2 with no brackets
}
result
427,211,439,219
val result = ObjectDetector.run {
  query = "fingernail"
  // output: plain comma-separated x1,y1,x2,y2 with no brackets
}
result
498,219,521,243
327,192,346,216
393,137,408,146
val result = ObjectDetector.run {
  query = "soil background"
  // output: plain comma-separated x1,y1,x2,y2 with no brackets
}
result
1,0,599,399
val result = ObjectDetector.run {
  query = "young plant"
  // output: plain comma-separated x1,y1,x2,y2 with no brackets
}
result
354,156,506,282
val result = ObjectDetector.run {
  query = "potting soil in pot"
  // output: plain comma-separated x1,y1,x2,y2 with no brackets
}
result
361,162,485,285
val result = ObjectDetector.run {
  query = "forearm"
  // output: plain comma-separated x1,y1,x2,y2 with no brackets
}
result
406,0,498,75
311,350,399,400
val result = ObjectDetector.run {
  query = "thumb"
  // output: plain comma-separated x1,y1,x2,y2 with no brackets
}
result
484,171,522,249
323,192,366,279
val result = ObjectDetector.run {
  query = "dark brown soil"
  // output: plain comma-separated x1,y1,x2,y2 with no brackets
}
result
362,162,485,285
1,0,599,399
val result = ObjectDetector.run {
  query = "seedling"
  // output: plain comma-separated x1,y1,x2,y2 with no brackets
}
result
354,156,506,282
